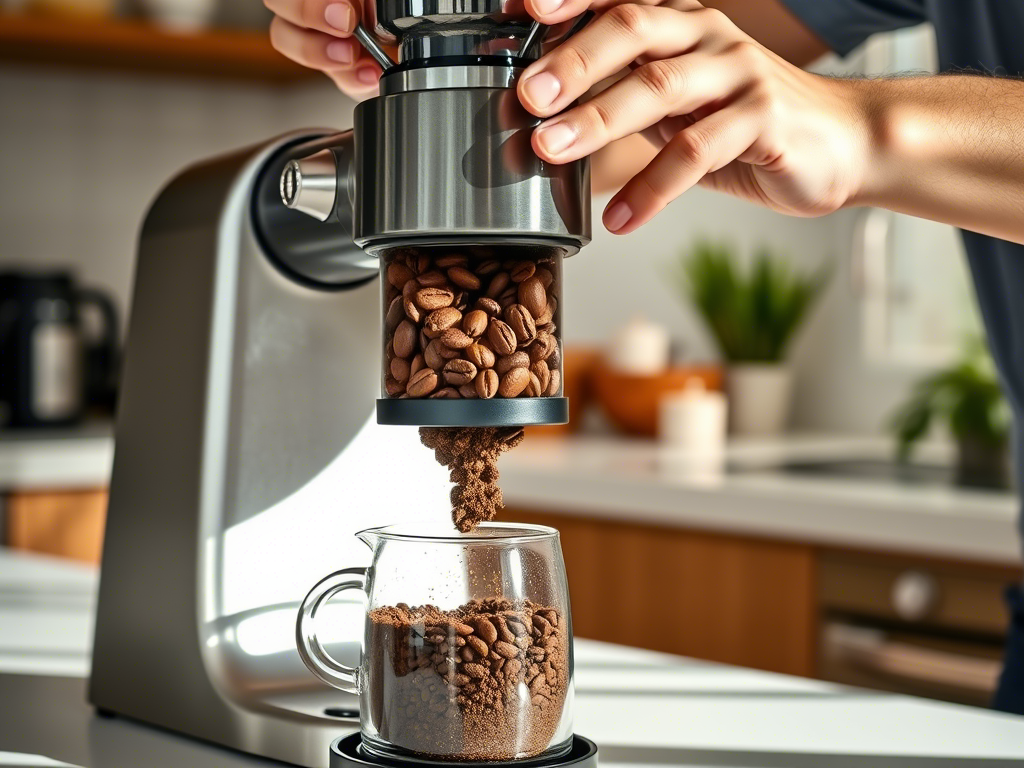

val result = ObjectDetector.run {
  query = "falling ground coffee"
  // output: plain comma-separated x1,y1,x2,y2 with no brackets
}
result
366,598,569,760
420,426,524,532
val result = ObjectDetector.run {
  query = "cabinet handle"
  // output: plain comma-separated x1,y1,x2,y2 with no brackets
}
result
824,622,1001,693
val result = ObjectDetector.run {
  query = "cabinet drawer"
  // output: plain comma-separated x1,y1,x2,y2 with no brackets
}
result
819,551,1020,637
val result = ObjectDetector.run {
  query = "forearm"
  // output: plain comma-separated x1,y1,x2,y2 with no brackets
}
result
854,75,1024,245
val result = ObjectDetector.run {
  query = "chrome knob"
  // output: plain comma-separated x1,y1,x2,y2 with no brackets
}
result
280,149,338,222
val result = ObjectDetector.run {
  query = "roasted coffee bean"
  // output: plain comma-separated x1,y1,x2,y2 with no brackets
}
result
435,253,468,268
518,276,547,318
406,368,438,397
384,376,404,397
403,278,419,299
462,310,488,338
403,297,422,323
497,286,518,310
391,357,411,383
387,262,416,289
510,261,536,283
410,354,425,377
458,384,478,399
529,332,556,364
465,342,496,369
495,351,530,376
534,266,555,289
393,320,417,358
485,272,510,299
462,663,487,679
417,270,448,288
475,259,501,276
499,367,530,398
430,387,460,399
466,636,489,657
415,287,455,310
448,266,482,291
548,343,562,371
494,641,520,659
473,618,499,645
386,296,405,331
414,253,432,273
504,304,537,344
424,340,447,370
475,369,499,399
443,359,478,386
440,328,474,349
424,307,462,334
535,297,556,326
475,297,502,317
487,319,517,356
525,371,544,397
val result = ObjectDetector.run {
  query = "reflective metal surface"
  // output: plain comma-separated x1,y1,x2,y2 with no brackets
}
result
353,86,591,253
379,63,517,94
281,149,338,222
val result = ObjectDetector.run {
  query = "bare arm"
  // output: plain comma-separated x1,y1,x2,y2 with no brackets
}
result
592,0,829,193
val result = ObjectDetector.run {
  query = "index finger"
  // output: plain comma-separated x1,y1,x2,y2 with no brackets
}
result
263,0,359,37
524,0,702,29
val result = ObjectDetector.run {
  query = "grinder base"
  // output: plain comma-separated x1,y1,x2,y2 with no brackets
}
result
376,397,568,427
330,734,598,768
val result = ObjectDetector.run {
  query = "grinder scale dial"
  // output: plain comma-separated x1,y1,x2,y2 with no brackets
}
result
269,0,592,427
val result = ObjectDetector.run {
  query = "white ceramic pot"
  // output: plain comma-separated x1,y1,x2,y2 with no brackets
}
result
727,363,793,435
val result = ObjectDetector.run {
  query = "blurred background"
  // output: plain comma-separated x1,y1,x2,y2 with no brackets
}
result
1,3,1017,712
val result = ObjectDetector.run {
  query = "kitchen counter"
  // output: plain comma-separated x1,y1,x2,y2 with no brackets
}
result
502,434,1021,565
6,549,1024,767
0,423,113,491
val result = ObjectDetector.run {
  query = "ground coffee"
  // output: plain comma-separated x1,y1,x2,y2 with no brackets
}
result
420,426,524,532
366,598,569,760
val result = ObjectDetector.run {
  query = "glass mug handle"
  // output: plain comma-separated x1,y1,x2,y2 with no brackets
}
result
296,567,367,694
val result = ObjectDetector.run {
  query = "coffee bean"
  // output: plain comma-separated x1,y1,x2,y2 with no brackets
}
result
403,297,422,323
448,267,482,291
548,343,562,371
510,261,536,283
409,353,425,378
494,641,520,659
443,359,478,386
475,260,501,275
403,278,418,299
529,333,556,364
415,287,455,311
414,253,432,273
424,340,446,370
435,253,468,268
417,270,448,288
391,357,411,383
463,663,488,679
430,387,460,399
495,351,529,376
535,297,556,326
440,328,473,349
525,371,544,397
530,360,550,393
497,285,518,310
532,614,552,636
534,266,555,289
475,369,499,399
473,617,499,645
387,262,416,289
424,307,462,334
406,368,438,397
384,376,404,396
485,272,510,299
499,367,530,398
504,304,537,344
487,319,517,356
466,635,489,657
518,276,547,318
386,296,405,331
465,342,496,369
393,321,417,358
458,384,478,399
475,297,502,317
462,310,488,338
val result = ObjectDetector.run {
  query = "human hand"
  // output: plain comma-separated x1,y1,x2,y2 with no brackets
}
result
265,0,385,99
517,0,872,233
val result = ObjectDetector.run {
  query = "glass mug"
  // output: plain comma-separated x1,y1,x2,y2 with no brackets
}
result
296,523,574,762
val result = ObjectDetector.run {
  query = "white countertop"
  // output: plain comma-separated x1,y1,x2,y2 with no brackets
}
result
0,424,113,491
5,548,1024,767
502,434,1022,565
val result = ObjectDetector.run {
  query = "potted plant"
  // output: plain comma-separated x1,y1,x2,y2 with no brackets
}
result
673,241,828,434
890,337,1012,488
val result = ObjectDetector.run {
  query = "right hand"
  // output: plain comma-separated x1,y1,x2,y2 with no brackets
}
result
265,0,385,100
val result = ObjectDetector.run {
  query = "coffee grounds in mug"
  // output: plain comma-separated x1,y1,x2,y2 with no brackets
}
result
366,598,568,760
420,427,524,532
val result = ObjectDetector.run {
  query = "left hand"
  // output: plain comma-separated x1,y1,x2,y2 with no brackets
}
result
517,0,873,234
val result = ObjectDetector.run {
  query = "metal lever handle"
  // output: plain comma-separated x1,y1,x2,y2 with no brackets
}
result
354,22,396,71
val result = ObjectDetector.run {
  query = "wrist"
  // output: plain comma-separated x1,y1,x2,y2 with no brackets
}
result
840,78,898,209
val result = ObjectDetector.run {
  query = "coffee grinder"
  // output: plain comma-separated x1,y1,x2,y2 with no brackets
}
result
89,2,596,767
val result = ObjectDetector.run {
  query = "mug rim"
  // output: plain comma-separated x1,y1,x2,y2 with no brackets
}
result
358,521,558,544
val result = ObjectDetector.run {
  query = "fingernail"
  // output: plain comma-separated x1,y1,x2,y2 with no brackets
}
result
326,40,356,64
357,66,380,84
604,201,632,232
535,122,576,155
324,3,355,32
533,0,565,14
521,72,561,110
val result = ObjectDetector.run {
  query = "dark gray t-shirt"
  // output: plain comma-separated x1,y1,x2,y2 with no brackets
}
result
781,0,1024,504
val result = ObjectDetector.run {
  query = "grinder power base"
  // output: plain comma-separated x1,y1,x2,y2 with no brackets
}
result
330,735,599,768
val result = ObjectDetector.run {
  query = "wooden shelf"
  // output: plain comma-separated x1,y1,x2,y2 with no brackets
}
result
0,12,320,82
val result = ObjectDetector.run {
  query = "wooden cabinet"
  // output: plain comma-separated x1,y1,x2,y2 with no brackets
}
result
5,490,108,565
501,508,818,677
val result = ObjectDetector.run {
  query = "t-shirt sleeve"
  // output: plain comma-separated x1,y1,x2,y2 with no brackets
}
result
778,0,929,57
